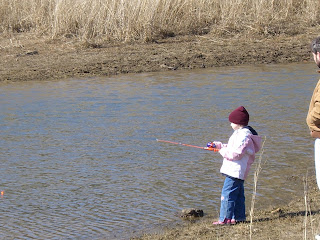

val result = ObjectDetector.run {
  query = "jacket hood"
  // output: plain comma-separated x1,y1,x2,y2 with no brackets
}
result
241,127,262,153
251,134,262,153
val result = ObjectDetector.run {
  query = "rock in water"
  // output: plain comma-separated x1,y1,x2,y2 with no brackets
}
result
180,208,204,218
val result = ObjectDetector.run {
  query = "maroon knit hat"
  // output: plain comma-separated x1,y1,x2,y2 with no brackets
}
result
228,106,249,126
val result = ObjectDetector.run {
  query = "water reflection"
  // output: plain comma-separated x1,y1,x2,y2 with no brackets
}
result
0,62,317,239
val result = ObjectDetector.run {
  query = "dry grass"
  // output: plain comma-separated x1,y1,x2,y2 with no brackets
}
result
0,0,319,42
249,136,266,240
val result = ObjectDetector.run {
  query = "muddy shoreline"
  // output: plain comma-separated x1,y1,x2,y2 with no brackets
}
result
0,32,315,82
133,176,320,240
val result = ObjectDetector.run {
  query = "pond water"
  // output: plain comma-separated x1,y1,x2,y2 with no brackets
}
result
0,62,317,239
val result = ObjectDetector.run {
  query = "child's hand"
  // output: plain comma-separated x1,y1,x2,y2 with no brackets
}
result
212,141,222,149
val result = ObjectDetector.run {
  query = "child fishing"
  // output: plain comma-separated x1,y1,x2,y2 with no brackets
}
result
209,106,262,225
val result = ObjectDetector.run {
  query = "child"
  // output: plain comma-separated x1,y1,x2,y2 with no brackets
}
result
210,106,262,225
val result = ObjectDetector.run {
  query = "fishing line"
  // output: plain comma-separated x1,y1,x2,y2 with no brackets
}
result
156,139,219,152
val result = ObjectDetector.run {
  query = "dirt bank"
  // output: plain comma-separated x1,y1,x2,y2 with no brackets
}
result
0,29,317,82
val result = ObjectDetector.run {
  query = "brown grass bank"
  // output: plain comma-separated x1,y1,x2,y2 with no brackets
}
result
0,0,320,82
1,0,320,42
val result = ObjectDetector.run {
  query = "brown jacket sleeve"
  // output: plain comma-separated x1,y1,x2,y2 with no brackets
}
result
307,79,320,133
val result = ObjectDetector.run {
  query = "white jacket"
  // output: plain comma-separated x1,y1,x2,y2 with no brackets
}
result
214,127,262,180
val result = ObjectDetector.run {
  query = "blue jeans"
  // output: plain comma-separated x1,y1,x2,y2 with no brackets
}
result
219,175,246,222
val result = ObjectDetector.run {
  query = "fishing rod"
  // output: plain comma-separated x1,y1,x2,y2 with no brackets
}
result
156,139,219,152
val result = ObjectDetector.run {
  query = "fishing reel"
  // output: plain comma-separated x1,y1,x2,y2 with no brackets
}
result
206,142,216,148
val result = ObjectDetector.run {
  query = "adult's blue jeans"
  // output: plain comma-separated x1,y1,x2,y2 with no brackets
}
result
219,175,246,222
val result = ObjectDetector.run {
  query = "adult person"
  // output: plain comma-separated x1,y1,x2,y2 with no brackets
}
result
306,36,320,191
